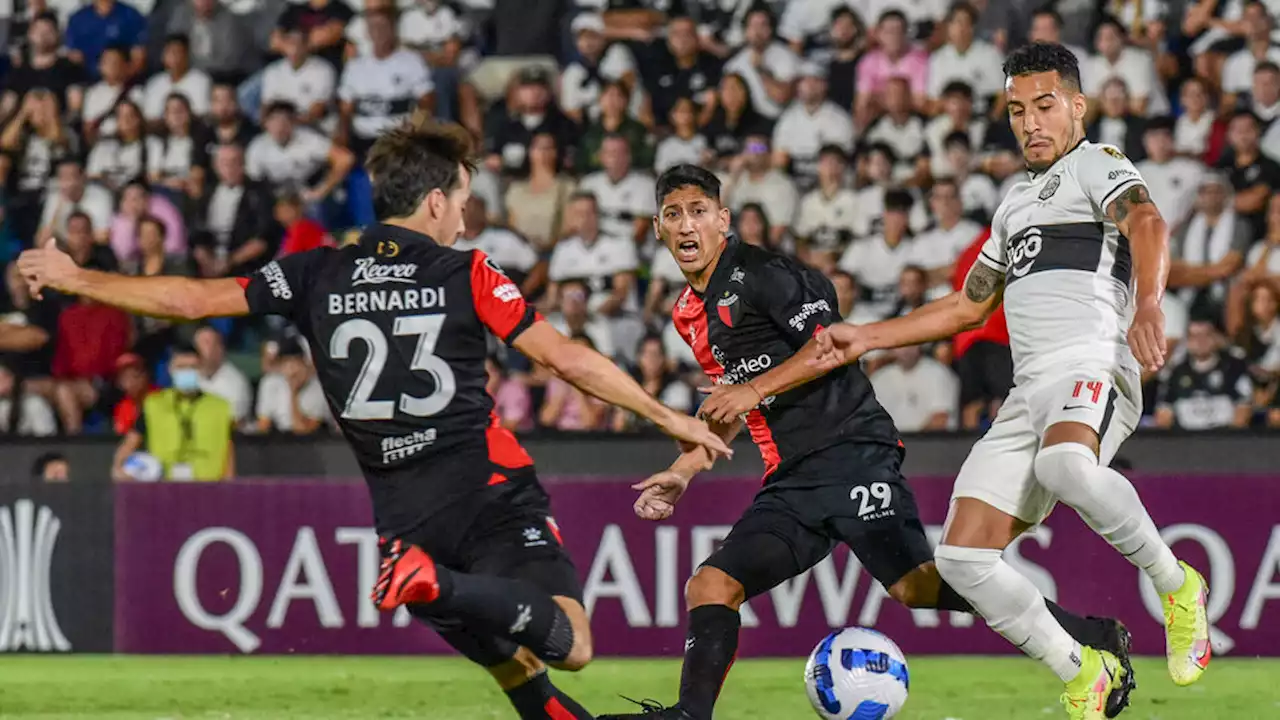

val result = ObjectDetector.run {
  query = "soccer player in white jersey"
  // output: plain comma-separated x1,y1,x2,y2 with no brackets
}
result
702,43,1212,719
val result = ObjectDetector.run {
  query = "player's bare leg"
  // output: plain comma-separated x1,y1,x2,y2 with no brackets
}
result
934,498,1133,718
1036,421,1210,686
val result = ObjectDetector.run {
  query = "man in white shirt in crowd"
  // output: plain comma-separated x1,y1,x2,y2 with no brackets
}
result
245,101,355,204
577,135,656,246
927,1,1005,113
39,158,113,243
260,24,336,128
337,9,434,157
547,279,615,359
193,323,252,424
1170,173,1251,317
722,6,799,119
81,46,143,140
1136,116,1204,230
830,269,881,326
255,337,329,435
770,60,855,191
453,196,541,290
1222,1,1280,102
926,81,987,177
942,132,1000,221
851,143,930,237
142,34,212,122
793,145,859,271
725,133,799,246
839,189,925,319
870,343,960,431
1083,17,1160,116
1251,62,1280,129
777,0,852,53
914,177,983,291
864,76,930,185
559,12,639,125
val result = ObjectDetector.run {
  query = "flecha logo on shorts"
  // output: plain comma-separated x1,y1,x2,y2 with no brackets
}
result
380,428,438,463
352,257,418,286
492,282,521,302
259,261,292,299
522,527,547,547
0,499,71,652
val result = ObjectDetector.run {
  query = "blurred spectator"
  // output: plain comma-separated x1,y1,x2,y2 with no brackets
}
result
831,269,876,324
854,10,928,128
926,81,985,178
772,61,855,191
654,97,710,174
1026,8,1088,63
808,6,864,113
732,201,776,250
1222,1,1280,101
853,142,930,236
32,452,70,481
723,7,799,120
891,264,929,317
81,46,144,143
38,158,114,243
50,290,132,435
142,34,213,121
870,343,960,431
398,0,472,76
1084,17,1159,116
0,358,57,436
193,324,252,423
547,277,615,359
1174,76,1227,163
485,66,575,178
123,214,186,276
115,342,235,481
262,27,337,128
0,260,62,402
110,352,153,435
611,333,694,431
701,73,769,166
863,76,927,186
166,0,256,83
942,132,999,221
1105,0,1168,50
109,179,186,266
915,177,983,288
273,0,355,70
1222,110,1280,236
539,333,609,431
580,81,652,174
486,355,533,432
194,143,278,277
1,12,85,121
1087,78,1147,161
504,133,576,253
1170,173,1249,318
207,82,258,149
1156,319,1253,430
793,145,858,270
927,2,1004,113
60,211,118,272
337,10,434,158
255,336,328,434
1137,116,1204,230
453,196,540,290
275,192,333,257
1228,278,1280,390
66,0,147,80
951,227,1012,429
644,15,721,127
559,13,639,126
839,189,922,320
147,93,211,204
245,101,355,205
578,134,655,244
547,192,638,354
724,133,797,245
85,99,147,192
465,0,565,103
1244,195,1280,276
0,89,80,243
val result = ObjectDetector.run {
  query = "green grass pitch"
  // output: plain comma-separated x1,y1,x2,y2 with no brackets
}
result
0,656,1274,719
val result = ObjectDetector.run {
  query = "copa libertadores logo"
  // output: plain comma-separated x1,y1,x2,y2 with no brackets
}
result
0,499,70,651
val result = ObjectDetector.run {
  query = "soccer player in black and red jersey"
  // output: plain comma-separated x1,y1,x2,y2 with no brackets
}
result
17,120,732,720
598,165,1132,720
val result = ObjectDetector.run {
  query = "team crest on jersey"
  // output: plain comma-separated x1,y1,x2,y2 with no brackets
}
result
717,292,741,328
1038,175,1061,201
1103,146,1126,160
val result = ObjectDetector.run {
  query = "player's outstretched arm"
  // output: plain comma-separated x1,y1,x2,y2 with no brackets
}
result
17,239,250,319
512,321,733,459
1108,184,1170,372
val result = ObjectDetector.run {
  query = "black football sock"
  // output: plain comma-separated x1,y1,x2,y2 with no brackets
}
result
935,580,975,613
678,605,741,720
1045,600,1112,649
428,567,576,663
505,671,593,719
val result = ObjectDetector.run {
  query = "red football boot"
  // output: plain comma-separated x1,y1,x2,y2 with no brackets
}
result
371,539,441,611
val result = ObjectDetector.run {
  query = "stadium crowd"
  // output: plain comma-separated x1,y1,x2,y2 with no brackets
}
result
2,0,1280,444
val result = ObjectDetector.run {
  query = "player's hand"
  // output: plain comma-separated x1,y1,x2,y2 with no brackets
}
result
809,324,868,372
1128,299,1167,373
16,237,79,300
656,412,733,460
696,383,762,424
632,470,691,521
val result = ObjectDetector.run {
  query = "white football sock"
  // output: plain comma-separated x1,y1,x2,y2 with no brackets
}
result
935,544,1083,682
1035,443,1186,594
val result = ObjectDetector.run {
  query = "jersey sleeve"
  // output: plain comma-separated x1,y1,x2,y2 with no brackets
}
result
751,260,841,345
470,250,542,346
236,251,320,321
974,220,1007,274
1078,144,1146,214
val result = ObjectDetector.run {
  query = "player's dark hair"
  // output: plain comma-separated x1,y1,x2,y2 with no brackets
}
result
884,189,914,212
878,9,908,26
942,80,975,99
1145,115,1176,133
1002,41,1081,93
946,1,978,24
655,164,722,209
1257,61,1280,75
366,114,476,221
1031,7,1063,28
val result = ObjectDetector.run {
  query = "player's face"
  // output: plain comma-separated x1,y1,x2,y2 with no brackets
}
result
656,186,731,278
1006,71,1086,172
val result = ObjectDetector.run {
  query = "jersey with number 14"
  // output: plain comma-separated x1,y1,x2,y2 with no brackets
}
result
238,224,541,535
977,141,1145,381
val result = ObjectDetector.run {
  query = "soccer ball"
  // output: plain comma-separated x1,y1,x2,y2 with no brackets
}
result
804,627,910,720
122,452,164,482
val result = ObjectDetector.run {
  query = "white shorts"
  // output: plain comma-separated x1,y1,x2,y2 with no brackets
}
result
952,361,1143,525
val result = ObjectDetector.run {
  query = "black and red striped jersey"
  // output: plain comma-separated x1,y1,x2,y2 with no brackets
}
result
239,224,541,534
672,237,900,479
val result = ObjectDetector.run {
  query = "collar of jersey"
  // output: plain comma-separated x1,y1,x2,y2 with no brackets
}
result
1026,138,1087,180
691,234,740,299
360,223,438,251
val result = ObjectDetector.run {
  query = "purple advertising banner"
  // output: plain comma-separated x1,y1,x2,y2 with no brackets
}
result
114,476,1280,657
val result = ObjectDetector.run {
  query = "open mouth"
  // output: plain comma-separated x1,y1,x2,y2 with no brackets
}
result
676,239,700,263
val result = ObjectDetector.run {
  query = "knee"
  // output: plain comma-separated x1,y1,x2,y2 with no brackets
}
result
557,632,593,672
1033,443,1096,495
933,545,1001,591
685,566,746,610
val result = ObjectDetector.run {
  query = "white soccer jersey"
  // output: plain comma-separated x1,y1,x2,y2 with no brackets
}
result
977,141,1143,380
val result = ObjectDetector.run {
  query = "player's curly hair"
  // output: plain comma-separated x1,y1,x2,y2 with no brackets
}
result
1003,41,1081,92
366,111,477,221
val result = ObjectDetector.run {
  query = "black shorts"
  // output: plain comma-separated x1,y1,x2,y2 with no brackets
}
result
957,340,1014,407
702,441,934,600
397,471,582,602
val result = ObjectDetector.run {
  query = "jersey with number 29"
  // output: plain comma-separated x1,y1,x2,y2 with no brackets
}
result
976,141,1144,382
238,224,541,535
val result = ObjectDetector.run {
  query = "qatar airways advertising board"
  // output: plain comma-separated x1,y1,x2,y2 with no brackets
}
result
112,476,1280,656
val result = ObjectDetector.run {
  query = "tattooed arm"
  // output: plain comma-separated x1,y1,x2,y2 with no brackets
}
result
1107,183,1171,371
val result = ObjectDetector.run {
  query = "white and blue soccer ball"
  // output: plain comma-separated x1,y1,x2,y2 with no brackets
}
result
804,627,910,720
122,452,164,482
